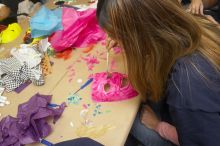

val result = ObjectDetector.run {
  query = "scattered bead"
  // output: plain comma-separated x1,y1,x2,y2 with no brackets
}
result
0,103,5,107
70,122,74,127
67,94,82,105
80,109,89,118
5,101,10,105
0,87,5,96
0,96,7,100
77,78,83,84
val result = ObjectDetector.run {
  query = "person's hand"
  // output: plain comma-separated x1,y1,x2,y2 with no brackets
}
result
141,105,160,131
106,36,118,51
0,5,10,21
188,0,204,15
205,15,218,24
205,15,220,29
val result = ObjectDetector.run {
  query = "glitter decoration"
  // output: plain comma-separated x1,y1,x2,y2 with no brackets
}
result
67,94,82,105
93,104,102,116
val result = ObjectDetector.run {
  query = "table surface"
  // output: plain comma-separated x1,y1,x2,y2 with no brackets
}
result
0,1,141,146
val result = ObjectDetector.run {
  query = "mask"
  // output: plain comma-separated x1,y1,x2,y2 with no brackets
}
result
91,72,138,102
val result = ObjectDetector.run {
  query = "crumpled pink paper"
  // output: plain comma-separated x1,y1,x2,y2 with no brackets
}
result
91,72,138,102
49,8,106,52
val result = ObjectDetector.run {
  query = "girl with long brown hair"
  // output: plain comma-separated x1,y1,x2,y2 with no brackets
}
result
97,0,220,146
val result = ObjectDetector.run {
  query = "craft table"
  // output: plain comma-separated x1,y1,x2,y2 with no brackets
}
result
0,1,141,146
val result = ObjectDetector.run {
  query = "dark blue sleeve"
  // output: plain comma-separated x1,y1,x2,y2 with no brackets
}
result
167,54,220,112
166,54,220,146
169,107,220,146
54,138,103,146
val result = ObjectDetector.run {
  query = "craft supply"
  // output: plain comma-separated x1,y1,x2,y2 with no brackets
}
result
14,80,32,93
110,60,117,72
76,124,115,138
0,98,6,103
5,101,10,105
70,122,74,127
81,54,99,71
67,94,82,105
106,49,110,78
67,64,76,83
0,57,45,92
80,109,89,118
49,7,105,52
80,109,93,126
48,103,59,108
106,50,109,70
0,93,66,145
93,104,102,116
0,95,9,107
55,48,73,60
113,47,122,54
73,78,93,95
82,45,94,53
41,53,52,76
91,72,138,102
0,96,7,100
0,87,5,96
77,78,83,84
83,104,88,109
40,139,53,146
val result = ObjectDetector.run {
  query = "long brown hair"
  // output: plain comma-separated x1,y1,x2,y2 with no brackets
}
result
97,0,220,102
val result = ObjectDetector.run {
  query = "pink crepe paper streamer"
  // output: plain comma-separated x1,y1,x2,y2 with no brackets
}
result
96,50,106,60
67,64,76,83
113,47,122,54
83,104,88,109
76,59,81,63
81,54,99,71
101,40,106,46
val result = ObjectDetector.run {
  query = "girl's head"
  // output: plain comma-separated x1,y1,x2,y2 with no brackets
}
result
97,0,220,101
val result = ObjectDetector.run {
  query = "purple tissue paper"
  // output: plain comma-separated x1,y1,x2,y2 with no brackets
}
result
0,93,66,146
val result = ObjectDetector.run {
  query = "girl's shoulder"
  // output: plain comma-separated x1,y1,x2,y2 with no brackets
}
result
166,53,220,112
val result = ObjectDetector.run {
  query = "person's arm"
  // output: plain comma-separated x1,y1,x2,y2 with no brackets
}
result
166,54,220,146
0,0,19,21
155,122,179,146
188,0,218,15
170,107,220,146
202,0,218,8
0,5,11,21
141,105,180,145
